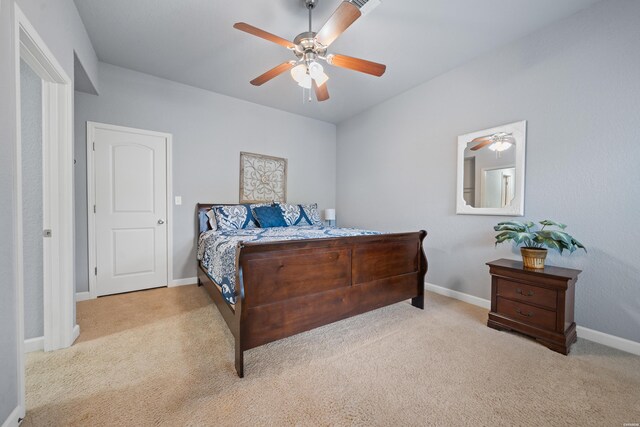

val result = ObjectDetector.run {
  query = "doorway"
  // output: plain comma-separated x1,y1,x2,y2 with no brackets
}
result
20,58,44,352
481,167,516,209
86,122,173,297
14,4,75,421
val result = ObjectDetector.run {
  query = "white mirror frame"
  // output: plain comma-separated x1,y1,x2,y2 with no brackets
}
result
456,120,526,216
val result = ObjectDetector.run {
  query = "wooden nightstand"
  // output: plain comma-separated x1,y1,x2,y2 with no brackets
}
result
487,258,581,355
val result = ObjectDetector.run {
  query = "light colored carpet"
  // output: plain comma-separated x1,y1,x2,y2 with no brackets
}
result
24,285,640,426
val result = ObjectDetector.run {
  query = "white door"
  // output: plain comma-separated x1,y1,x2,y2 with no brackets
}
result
94,125,168,296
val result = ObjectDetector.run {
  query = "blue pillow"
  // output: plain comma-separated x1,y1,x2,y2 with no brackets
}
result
253,206,288,228
198,210,210,234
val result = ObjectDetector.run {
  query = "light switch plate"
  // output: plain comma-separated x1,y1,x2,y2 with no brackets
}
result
175,196,182,205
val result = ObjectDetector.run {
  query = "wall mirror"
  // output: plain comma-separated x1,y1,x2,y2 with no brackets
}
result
456,120,526,216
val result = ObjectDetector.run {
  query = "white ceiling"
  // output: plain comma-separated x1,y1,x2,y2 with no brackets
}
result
74,0,600,124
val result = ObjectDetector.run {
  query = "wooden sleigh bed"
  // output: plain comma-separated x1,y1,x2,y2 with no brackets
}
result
196,203,428,377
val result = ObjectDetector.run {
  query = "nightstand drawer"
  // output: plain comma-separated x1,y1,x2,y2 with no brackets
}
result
496,297,556,331
496,278,557,310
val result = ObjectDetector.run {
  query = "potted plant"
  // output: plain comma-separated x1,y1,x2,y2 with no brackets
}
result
494,220,586,269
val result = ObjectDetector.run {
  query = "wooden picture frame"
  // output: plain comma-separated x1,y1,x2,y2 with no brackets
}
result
239,151,287,203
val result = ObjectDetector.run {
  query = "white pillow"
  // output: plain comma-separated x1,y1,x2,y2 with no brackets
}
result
205,209,217,231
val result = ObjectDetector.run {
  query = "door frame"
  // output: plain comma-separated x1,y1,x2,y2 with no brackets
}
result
479,164,515,209
14,4,76,420
85,121,174,299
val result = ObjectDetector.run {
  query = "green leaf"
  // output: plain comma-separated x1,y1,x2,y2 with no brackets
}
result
495,231,517,243
494,224,527,232
539,220,567,229
495,231,536,247
494,221,528,232
536,230,573,247
542,238,564,254
571,237,587,252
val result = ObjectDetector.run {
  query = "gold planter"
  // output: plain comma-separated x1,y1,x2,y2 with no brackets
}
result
521,247,548,270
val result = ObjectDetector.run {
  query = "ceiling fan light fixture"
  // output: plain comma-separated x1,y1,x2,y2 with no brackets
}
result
290,64,307,83
308,61,324,79
235,0,387,102
313,71,329,86
298,73,312,89
488,141,513,152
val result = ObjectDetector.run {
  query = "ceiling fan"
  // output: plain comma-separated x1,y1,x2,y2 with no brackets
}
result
469,132,516,152
233,0,386,102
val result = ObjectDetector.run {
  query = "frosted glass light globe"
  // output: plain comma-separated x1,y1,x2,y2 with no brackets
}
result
314,72,329,87
308,61,324,79
290,64,307,83
298,74,312,89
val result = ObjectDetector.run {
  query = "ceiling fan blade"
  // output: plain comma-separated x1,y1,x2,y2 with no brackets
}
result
250,62,295,86
470,139,494,151
315,1,362,47
233,22,295,49
313,80,330,102
471,135,493,143
327,54,386,77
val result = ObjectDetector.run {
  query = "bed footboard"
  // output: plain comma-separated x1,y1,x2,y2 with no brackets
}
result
232,230,428,377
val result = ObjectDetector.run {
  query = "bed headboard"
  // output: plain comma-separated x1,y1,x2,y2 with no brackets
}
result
197,203,230,232
197,203,255,232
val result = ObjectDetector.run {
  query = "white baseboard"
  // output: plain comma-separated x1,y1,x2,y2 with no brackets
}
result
425,282,491,309
72,324,80,345
24,336,44,353
576,325,640,356
169,277,197,287
75,291,94,302
425,281,640,356
1,406,22,427
78,278,197,298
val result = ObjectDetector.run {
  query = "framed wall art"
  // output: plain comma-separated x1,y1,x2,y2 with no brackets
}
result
239,151,288,203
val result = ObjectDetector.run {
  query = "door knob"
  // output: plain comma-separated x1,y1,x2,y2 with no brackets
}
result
158,219,165,225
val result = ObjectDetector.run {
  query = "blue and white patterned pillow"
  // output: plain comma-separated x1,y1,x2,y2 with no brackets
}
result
278,203,304,226
301,203,323,226
214,204,271,230
277,203,323,226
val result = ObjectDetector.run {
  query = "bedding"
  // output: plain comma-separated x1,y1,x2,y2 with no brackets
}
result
252,205,288,228
198,210,211,233
197,225,381,304
212,203,270,231
300,203,323,226
278,203,323,226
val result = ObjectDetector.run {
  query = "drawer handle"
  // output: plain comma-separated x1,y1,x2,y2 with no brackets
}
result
516,308,533,317
516,288,534,297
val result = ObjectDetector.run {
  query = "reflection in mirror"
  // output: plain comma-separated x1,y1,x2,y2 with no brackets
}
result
456,121,526,216
463,140,516,208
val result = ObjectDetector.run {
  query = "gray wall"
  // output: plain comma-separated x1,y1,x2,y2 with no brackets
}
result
20,60,44,340
0,0,19,421
337,0,640,343
15,0,99,94
74,63,337,291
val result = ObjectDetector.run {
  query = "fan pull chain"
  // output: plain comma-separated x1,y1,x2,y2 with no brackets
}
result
301,87,313,103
